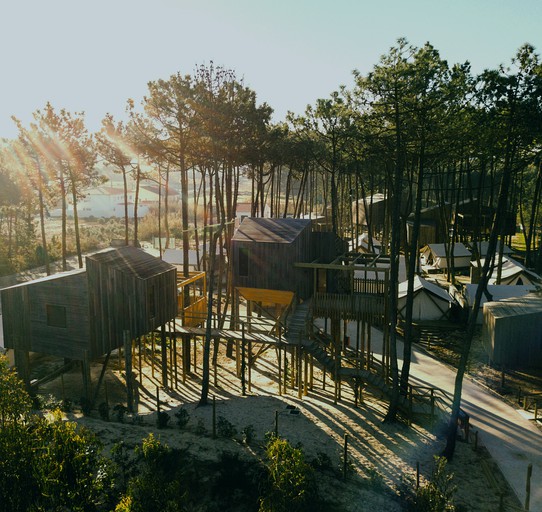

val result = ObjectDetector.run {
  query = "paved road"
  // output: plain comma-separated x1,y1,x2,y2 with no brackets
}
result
347,324,542,510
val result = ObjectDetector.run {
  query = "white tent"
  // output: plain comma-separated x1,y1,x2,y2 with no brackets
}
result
398,275,455,321
471,241,513,258
464,284,536,324
420,243,471,271
471,257,542,286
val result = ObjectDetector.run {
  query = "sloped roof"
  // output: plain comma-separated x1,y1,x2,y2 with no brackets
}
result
471,257,542,283
0,268,86,289
424,243,471,258
471,241,513,257
464,284,535,305
87,247,174,279
232,218,311,244
484,293,542,318
398,275,453,303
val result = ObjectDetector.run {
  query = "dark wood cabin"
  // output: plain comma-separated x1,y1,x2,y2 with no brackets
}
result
483,294,542,368
1,247,177,385
352,193,387,236
406,203,452,247
232,218,314,301
455,199,516,239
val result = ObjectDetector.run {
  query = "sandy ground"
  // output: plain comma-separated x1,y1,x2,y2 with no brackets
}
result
34,335,520,512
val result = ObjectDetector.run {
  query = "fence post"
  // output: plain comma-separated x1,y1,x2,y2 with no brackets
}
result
525,463,533,511
343,433,349,481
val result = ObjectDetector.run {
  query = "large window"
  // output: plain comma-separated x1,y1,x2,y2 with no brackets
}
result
46,305,67,328
239,247,249,277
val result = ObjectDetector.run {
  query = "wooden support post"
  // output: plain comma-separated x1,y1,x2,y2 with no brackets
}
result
192,336,197,373
212,395,217,439
82,350,92,405
525,463,533,511
297,342,303,400
124,331,133,413
290,347,295,388
283,347,288,395
173,334,178,389
241,323,246,396
303,352,308,396
248,338,252,393
309,354,314,391
151,335,155,379
343,433,349,481
416,461,420,489
278,342,282,396
160,326,167,389
275,410,279,438
367,323,372,371
138,337,142,377
408,385,413,427
236,339,241,378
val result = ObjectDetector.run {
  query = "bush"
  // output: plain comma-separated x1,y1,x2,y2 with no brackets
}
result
217,416,237,438
157,411,170,429
113,404,128,423
259,437,318,512
174,407,190,429
311,452,333,472
411,456,456,512
242,424,255,445
195,419,207,436
98,402,110,421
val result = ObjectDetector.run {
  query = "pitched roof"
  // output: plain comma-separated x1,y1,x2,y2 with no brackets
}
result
87,247,174,279
464,284,535,305
425,243,471,258
232,218,311,244
484,293,542,318
471,257,542,283
471,241,513,257
398,275,452,302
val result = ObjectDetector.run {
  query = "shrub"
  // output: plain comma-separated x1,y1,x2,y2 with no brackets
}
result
411,456,456,512
195,419,207,436
259,437,318,512
113,404,128,423
98,402,110,421
217,416,237,438
157,411,170,429
242,424,255,445
311,452,333,472
174,407,190,429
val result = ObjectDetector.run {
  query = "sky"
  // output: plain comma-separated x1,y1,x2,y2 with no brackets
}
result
2,0,541,139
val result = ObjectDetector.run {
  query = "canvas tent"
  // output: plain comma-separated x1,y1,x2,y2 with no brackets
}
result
471,257,542,286
463,284,536,324
470,241,514,258
420,243,471,271
397,275,455,321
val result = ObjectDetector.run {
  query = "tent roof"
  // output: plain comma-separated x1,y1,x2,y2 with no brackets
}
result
464,284,536,305
471,241,513,257
232,218,311,244
424,243,471,258
471,257,542,283
398,275,453,303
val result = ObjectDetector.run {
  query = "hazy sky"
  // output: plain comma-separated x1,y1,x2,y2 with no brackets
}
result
2,0,541,139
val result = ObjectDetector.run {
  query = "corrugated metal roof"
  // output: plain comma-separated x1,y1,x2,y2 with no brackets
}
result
87,247,174,279
232,218,311,244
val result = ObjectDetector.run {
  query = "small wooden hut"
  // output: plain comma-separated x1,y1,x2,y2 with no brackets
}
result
232,218,314,302
420,243,472,271
1,247,177,392
483,293,542,368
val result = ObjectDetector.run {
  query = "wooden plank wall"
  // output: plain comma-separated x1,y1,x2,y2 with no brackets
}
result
1,273,90,359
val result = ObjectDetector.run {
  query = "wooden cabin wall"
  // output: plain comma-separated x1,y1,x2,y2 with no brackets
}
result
233,226,313,299
486,310,542,368
1,273,90,360
88,261,177,358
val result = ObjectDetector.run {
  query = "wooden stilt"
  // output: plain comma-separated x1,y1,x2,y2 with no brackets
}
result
248,337,252,393
151,335,155,379
124,331,133,413
278,342,282,396
160,326,167,388
303,351,308,396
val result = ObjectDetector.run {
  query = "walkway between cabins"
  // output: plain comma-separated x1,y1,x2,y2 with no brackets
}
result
354,324,542,511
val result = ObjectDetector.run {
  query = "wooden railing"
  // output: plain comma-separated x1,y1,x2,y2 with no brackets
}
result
352,278,387,295
312,292,386,321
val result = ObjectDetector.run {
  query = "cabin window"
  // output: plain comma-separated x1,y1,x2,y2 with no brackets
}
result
46,305,67,328
239,247,249,277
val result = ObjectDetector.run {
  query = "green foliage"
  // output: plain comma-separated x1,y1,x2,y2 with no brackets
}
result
0,409,111,512
116,433,194,512
113,403,128,423
98,401,110,421
311,451,333,472
259,437,318,512
157,410,170,429
242,424,255,445
0,354,31,427
411,456,456,512
174,407,190,429
216,415,237,438
195,418,207,436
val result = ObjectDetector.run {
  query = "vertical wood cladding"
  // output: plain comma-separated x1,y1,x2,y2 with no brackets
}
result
1,247,177,361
